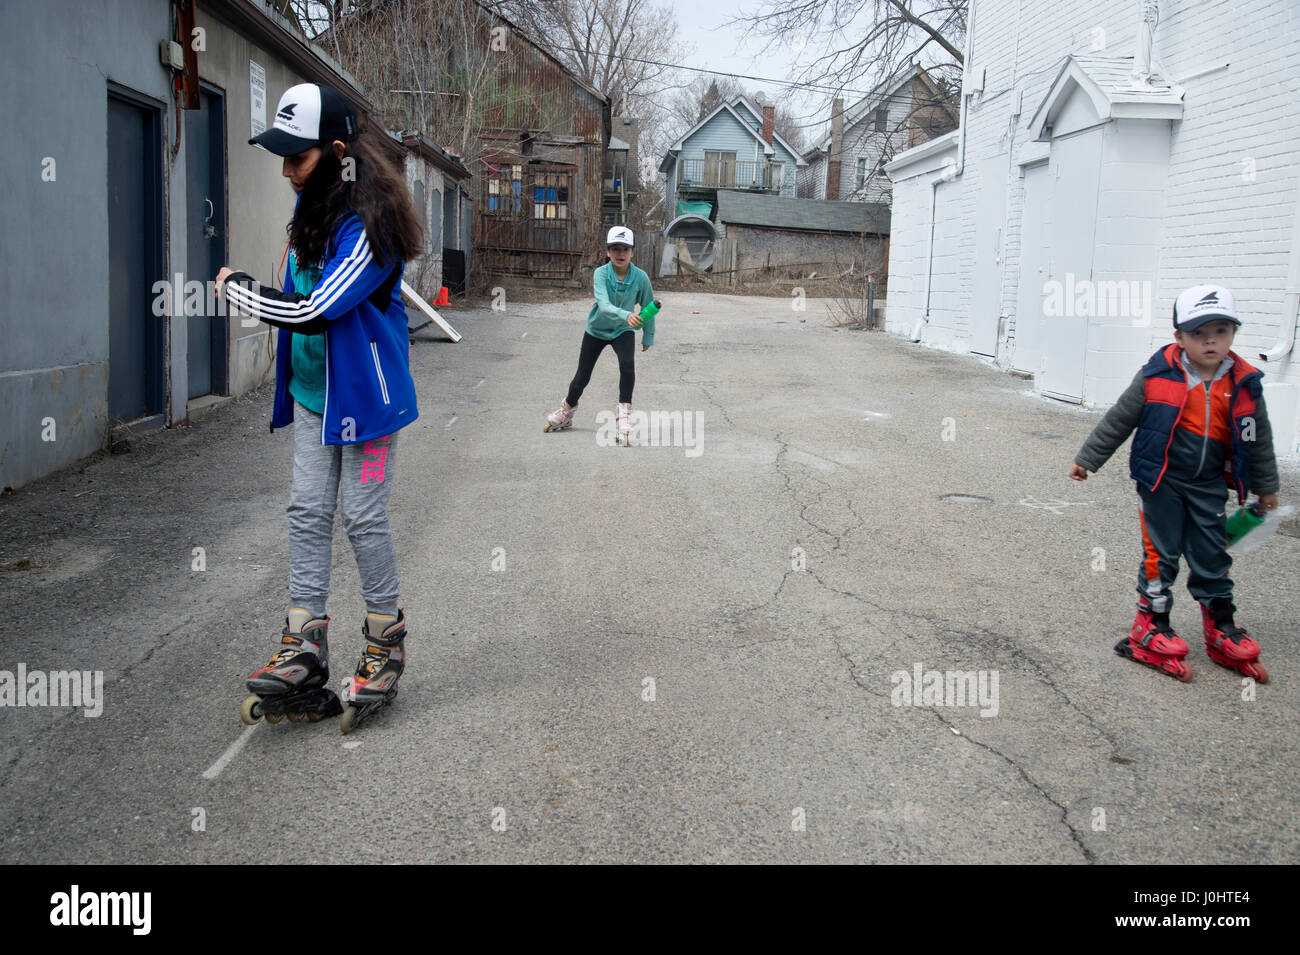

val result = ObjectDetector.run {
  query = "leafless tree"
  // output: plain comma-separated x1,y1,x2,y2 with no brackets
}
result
734,0,967,94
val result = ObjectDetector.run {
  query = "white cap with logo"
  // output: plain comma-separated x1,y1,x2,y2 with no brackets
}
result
1174,285,1240,331
249,83,359,157
606,226,635,247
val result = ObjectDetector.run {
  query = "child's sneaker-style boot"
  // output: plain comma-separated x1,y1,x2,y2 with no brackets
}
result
340,609,407,734
1201,598,1268,683
544,401,575,432
617,402,632,446
1114,603,1193,681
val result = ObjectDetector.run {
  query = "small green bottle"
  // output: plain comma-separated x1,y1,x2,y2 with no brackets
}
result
1225,502,1266,548
638,300,661,321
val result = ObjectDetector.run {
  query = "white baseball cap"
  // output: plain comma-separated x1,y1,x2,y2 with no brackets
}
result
250,83,359,156
1173,285,1240,331
606,226,634,247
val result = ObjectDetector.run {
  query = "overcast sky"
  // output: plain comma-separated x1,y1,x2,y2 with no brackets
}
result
666,2,883,140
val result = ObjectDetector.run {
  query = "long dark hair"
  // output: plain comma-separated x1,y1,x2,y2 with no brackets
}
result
289,117,423,270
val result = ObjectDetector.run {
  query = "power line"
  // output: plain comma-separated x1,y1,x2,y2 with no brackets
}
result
542,44,884,98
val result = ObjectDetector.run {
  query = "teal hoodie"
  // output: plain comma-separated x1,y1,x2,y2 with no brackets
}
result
587,261,655,346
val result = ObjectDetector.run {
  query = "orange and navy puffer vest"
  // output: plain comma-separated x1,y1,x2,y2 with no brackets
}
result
1129,344,1263,503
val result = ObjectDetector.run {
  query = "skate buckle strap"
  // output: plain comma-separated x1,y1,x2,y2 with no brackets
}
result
1139,619,1174,648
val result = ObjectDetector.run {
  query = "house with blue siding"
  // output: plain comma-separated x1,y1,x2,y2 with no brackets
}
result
658,95,805,223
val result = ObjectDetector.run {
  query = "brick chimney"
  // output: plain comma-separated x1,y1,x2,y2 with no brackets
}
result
761,104,775,145
825,98,844,200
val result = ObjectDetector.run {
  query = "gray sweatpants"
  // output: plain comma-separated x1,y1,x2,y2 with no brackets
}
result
288,402,400,619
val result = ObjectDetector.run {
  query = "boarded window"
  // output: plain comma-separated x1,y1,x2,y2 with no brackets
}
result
531,170,570,223
486,163,523,214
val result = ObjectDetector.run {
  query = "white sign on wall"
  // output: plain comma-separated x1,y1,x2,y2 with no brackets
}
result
250,60,266,139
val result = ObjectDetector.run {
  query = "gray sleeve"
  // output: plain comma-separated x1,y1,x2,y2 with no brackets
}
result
1247,390,1280,495
1074,371,1146,472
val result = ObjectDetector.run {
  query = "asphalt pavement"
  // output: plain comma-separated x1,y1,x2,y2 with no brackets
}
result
1,290,1296,863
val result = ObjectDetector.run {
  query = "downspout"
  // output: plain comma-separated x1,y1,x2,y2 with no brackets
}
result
1260,178,1300,362
914,0,975,341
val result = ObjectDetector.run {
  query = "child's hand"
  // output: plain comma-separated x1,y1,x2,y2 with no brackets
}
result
215,266,235,291
1257,493,1279,511
627,305,643,328
642,344,650,352
1068,464,1089,481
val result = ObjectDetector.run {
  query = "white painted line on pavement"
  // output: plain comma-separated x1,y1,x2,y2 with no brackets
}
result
446,417,457,428
203,724,258,779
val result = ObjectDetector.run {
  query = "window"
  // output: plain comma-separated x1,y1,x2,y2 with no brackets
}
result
874,107,888,132
486,163,522,214
768,162,784,190
856,157,867,190
531,170,570,223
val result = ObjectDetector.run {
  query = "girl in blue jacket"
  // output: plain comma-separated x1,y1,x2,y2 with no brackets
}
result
217,83,422,732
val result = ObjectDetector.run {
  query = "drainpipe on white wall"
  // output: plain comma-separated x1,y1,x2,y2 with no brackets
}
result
914,0,975,341
1260,179,1300,362
1132,1,1159,87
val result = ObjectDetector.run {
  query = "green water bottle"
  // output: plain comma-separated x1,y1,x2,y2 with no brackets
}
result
1225,502,1266,548
637,300,661,322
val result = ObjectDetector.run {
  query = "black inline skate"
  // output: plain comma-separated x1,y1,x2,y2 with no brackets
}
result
339,609,407,734
240,609,343,725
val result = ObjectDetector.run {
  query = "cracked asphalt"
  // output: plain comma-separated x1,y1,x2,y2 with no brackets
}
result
1,290,1297,864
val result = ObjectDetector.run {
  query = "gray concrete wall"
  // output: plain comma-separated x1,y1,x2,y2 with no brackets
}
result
0,0,178,490
0,1,355,490
194,8,322,398
401,153,446,300
726,225,886,277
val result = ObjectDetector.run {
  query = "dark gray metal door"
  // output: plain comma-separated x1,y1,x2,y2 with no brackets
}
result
460,192,472,277
107,91,164,421
185,86,227,398
442,187,456,249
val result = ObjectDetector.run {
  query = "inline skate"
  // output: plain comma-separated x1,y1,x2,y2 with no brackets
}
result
241,609,343,724
543,401,574,433
1201,598,1268,683
1114,602,1193,681
340,610,407,734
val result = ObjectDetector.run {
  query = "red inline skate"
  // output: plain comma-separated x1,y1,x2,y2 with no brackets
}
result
1201,599,1268,683
1114,604,1193,681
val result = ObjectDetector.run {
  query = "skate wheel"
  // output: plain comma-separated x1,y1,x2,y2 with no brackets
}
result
1250,661,1269,684
307,711,325,722
240,695,263,725
340,705,358,735
1176,661,1194,682
286,711,305,723
265,711,283,724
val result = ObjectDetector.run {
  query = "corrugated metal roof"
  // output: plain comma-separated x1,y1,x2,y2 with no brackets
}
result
716,192,890,235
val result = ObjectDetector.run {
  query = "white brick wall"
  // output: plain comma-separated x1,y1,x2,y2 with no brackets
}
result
885,0,1300,455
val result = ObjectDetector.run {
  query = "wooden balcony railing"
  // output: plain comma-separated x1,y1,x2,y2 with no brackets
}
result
677,158,779,191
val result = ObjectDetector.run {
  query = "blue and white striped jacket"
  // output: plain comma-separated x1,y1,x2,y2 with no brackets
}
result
223,212,419,445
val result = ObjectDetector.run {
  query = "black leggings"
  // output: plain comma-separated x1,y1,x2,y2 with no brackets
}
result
566,331,635,406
